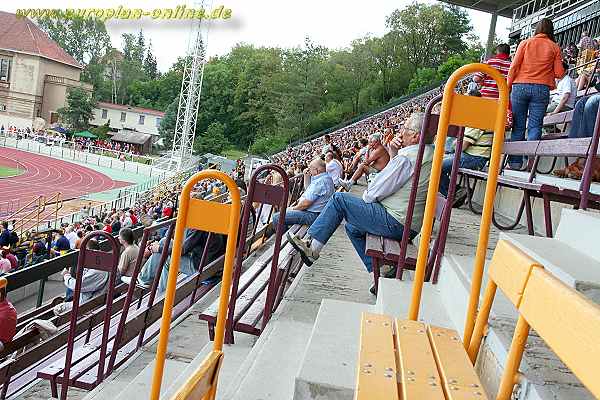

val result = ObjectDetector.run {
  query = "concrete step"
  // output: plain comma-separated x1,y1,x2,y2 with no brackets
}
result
438,253,594,400
292,299,375,400
88,332,256,400
500,209,600,305
374,275,456,330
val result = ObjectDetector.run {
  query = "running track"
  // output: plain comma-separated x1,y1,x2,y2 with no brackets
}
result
0,147,131,207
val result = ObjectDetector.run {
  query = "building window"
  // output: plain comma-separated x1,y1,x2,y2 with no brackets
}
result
139,115,145,125
101,109,108,119
155,117,162,127
120,112,126,122
0,58,10,82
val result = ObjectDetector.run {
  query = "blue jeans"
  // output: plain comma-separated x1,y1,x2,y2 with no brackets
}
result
510,83,550,166
307,192,415,272
272,210,319,230
569,94,600,138
440,152,488,197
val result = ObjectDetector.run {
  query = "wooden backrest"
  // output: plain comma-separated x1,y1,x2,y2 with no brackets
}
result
486,240,542,307
150,170,241,400
519,268,600,398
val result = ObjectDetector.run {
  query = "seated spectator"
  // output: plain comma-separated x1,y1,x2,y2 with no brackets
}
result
568,93,600,138
547,61,576,114
133,229,225,292
65,226,78,249
61,239,109,303
117,228,139,277
0,278,17,350
27,242,48,267
51,230,71,256
339,133,390,191
0,251,11,273
325,151,343,187
346,138,369,177
272,158,335,230
0,222,11,247
321,134,333,156
2,248,18,270
287,112,431,293
74,230,84,249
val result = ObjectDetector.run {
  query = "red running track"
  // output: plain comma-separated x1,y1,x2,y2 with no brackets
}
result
0,147,131,206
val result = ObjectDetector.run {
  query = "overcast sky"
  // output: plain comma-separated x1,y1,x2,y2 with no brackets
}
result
6,0,512,72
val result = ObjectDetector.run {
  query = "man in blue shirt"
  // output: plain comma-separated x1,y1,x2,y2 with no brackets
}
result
272,158,335,230
0,223,10,247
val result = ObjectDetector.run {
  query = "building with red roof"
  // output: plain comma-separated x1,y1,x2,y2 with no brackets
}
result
0,11,92,129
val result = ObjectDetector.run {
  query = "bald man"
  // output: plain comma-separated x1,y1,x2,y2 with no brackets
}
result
272,157,335,230
339,132,389,191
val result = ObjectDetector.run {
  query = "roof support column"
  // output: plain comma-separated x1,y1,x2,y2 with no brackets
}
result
486,11,498,58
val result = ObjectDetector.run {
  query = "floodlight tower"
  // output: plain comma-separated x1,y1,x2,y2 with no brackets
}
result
169,2,210,171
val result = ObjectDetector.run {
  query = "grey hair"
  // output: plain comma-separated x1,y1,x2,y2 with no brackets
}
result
369,132,382,143
404,112,425,133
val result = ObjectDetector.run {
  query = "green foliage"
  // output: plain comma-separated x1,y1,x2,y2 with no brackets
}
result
194,122,229,155
89,121,111,140
158,96,179,148
39,1,479,156
58,87,96,131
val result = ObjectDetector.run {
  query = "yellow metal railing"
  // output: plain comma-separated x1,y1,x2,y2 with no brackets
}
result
150,170,241,400
406,63,509,350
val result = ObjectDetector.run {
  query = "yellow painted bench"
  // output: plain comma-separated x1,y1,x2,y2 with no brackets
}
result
355,239,600,400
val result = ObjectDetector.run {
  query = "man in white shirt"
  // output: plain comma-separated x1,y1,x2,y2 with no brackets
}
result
64,226,78,249
288,113,432,289
325,151,343,186
548,61,577,114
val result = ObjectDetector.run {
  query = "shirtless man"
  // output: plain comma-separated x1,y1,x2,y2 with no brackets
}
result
339,133,389,191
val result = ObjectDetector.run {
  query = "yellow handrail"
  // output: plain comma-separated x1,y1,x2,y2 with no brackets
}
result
406,63,509,351
149,170,241,400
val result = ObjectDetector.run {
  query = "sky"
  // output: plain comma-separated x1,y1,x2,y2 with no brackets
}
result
6,0,512,72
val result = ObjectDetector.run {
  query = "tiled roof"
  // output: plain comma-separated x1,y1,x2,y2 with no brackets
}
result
0,11,82,68
97,101,166,117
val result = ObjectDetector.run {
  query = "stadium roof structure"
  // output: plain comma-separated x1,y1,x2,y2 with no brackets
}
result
440,0,529,19
0,11,82,68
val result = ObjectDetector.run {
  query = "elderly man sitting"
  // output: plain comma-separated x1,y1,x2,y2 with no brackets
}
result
272,157,335,231
339,132,389,191
288,113,432,293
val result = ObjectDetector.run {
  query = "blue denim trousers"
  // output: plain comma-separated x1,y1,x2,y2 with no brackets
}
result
569,94,600,138
272,210,319,231
440,152,488,197
510,83,550,166
307,192,414,272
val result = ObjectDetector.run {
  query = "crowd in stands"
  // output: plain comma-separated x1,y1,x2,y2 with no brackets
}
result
271,18,600,294
2,18,600,349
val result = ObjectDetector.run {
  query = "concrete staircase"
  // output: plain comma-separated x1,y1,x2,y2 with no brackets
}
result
291,209,599,400
79,209,599,400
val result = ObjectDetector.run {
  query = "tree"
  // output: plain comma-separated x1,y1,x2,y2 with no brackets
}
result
194,122,229,155
158,96,179,148
37,16,112,92
58,88,96,131
144,40,159,80
386,2,472,72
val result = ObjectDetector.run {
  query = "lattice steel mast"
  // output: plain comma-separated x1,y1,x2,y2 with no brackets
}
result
169,4,210,171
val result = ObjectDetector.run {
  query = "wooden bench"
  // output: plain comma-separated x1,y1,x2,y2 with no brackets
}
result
366,96,462,292
356,239,600,399
35,217,231,398
461,136,600,237
199,164,307,343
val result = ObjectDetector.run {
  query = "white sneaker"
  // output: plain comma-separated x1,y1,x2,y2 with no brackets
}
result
287,231,319,266
121,276,132,285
